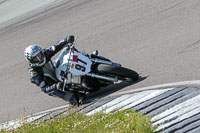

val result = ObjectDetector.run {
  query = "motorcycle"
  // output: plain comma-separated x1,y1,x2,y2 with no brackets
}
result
55,37,139,93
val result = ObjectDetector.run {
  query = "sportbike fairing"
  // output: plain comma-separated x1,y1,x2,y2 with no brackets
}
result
56,50,92,81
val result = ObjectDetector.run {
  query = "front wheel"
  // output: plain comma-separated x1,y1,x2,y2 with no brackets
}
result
97,64,139,81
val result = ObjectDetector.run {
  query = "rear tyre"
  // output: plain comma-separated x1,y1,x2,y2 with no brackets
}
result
97,64,139,81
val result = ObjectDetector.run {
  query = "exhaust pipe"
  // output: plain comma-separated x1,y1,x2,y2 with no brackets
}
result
86,73,118,82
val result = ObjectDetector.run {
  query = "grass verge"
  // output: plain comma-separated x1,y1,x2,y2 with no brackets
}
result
2,110,155,133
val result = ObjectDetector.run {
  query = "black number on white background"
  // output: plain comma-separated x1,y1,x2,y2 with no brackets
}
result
75,64,86,72
78,58,87,65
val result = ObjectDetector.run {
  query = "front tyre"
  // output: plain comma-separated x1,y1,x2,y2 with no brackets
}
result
97,64,139,81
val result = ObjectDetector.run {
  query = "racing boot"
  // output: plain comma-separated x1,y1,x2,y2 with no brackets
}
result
77,93,86,105
69,94,79,106
69,93,86,106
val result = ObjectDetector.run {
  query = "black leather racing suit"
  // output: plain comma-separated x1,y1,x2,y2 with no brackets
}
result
27,39,80,104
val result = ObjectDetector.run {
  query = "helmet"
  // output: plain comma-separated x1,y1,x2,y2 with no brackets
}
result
24,45,46,67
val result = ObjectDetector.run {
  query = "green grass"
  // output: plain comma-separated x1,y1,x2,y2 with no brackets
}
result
2,110,155,133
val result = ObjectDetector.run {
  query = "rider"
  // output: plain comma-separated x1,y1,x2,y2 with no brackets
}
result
24,35,85,106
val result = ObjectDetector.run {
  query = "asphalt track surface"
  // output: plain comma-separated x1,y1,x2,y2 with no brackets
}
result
0,0,200,123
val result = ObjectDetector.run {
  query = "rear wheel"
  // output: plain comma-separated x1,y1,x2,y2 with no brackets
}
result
97,64,139,81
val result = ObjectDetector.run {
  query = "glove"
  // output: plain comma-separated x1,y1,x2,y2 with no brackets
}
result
64,35,75,43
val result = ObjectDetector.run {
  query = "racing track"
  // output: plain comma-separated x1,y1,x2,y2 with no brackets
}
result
0,0,200,125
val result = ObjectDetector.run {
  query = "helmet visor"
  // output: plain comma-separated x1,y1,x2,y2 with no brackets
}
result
30,52,44,63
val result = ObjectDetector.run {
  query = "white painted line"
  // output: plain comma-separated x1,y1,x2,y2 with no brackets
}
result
152,94,200,126
33,105,69,116
105,90,156,113
153,103,200,127
0,105,69,131
120,88,172,110
0,113,47,131
111,80,200,96
155,106,200,132
86,94,134,116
